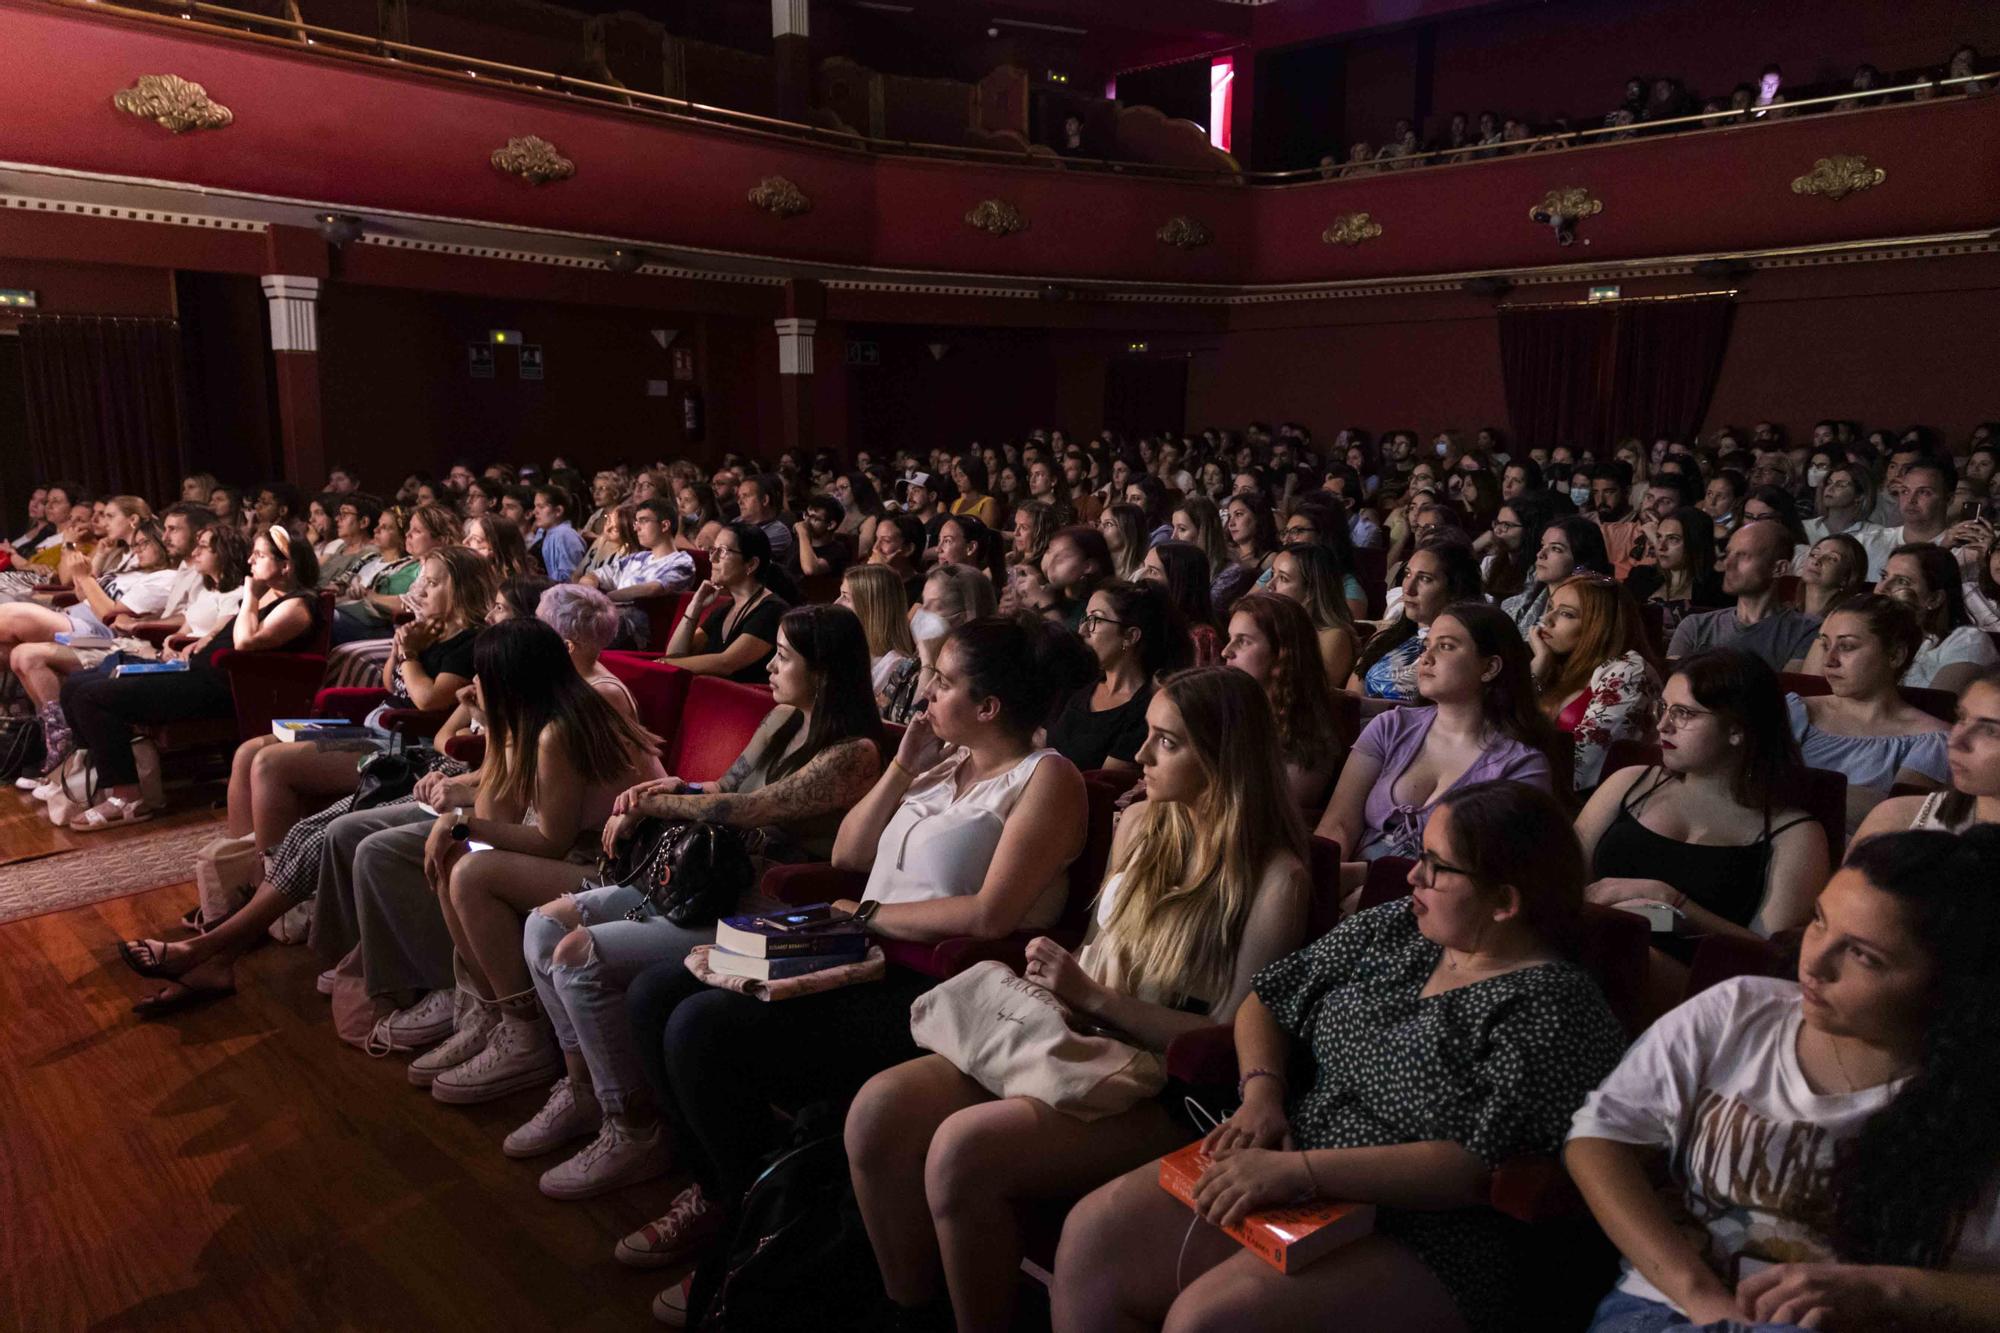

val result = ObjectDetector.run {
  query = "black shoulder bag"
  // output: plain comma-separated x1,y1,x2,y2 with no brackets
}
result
602,818,755,928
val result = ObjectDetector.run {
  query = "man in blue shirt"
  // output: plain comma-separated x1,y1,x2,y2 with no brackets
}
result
530,484,587,582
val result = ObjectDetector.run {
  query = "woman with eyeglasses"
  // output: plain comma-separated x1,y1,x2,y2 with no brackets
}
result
1574,649,1829,1002
660,521,792,683
1047,580,1191,773
1477,494,1554,604
1854,666,2000,840
1264,493,1368,621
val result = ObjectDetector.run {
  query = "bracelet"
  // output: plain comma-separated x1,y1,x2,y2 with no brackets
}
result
889,757,915,780
1237,1068,1286,1100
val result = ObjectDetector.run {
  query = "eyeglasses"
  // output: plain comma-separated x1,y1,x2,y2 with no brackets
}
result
1078,612,1125,632
1654,700,1716,728
707,545,743,559
1490,520,1522,534
1410,850,1474,884
1281,524,1317,539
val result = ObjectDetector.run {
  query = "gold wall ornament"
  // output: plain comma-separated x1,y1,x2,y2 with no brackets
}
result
490,135,574,185
1321,212,1384,246
1791,155,1886,201
1156,215,1213,249
112,75,233,133
964,199,1028,236
748,176,812,218
1529,187,1603,222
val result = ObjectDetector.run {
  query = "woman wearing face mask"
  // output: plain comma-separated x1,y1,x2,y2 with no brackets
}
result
1531,575,1663,789
1048,580,1190,773
1352,538,1486,704
1566,828,2000,1333
1795,532,1870,619
881,564,997,724
1623,507,1727,637
1793,596,1950,829
1502,516,1612,639
674,482,727,555
1800,463,1895,580
1866,544,1999,692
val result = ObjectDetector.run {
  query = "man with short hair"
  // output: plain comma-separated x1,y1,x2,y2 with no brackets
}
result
140,503,214,631
254,483,301,531
580,499,694,643
1321,466,1382,548
734,473,794,566
325,465,360,495
530,485,586,582
1500,460,1542,503
445,461,477,495
1667,519,1821,668
1589,463,1643,576
500,486,537,549
319,494,384,590
1871,444,1928,525
1884,456,1953,548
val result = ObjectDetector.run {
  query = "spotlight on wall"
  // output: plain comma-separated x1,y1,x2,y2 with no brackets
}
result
606,247,648,274
316,212,365,247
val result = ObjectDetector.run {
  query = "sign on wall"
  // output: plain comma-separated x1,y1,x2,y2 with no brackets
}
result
671,346,695,381
519,344,544,380
468,343,495,379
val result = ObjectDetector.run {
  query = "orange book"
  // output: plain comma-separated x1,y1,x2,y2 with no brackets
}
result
1156,1140,1376,1274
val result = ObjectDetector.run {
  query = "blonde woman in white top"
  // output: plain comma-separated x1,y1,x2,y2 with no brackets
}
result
847,666,1310,1333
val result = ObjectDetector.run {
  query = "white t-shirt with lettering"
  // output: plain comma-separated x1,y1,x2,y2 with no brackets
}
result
1569,976,2000,1310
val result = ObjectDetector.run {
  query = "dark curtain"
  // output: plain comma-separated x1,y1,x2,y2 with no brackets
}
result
1499,298,1734,452
1105,357,1189,440
18,316,188,501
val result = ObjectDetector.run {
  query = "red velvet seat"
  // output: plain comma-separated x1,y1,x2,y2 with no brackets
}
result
142,592,337,756
667,676,775,784
630,591,693,653
600,652,696,746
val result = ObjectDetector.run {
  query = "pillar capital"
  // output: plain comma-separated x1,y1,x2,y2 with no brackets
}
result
774,317,817,375
259,274,322,352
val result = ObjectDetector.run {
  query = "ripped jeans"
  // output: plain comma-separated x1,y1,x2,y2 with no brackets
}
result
523,882,714,1114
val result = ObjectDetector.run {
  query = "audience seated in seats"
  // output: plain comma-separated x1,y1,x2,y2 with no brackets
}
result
1625,506,1728,638
838,564,915,703
881,564,996,725
619,617,1092,1318
849,667,1310,1331
1477,493,1553,604
1575,649,1828,1008
317,492,387,589
329,503,424,645
947,455,1003,531
1320,601,1557,897
529,483,588,583
1885,454,1954,552
2,517,174,721
1504,515,1611,638
1566,828,2000,1333
1868,543,2000,691
509,605,885,1200
1961,534,2000,629
1264,492,1369,620
1531,574,1664,789
1137,541,1220,666
675,478,729,555
1033,526,1112,632
1795,531,1871,620
933,513,1006,588
1353,538,1485,703
1,483,56,558
1854,666,2000,841
573,499,634,583
1667,520,1820,671
1221,592,1345,809
1267,543,1362,688
1096,503,1147,582
1791,595,1950,828
57,527,320,841
1588,464,1645,577
1172,496,1253,619
659,520,792,684
1055,780,1629,1333
578,499,696,646
1221,492,1280,592
1047,580,1188,773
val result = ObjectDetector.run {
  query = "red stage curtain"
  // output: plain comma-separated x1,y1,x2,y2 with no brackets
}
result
1499,298,1734,451
18,315,189,502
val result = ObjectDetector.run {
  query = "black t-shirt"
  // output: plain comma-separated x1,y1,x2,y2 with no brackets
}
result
390,626,478,706
700,591,791,684
1046,682,1153,772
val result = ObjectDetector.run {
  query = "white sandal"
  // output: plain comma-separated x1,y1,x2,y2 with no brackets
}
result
67,795,160,832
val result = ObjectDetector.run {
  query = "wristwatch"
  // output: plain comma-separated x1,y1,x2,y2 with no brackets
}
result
851,900,881,931
449,810,472,842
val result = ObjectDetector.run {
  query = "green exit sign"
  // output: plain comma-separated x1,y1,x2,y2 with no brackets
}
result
1587,284,1621,303
0,289,37,308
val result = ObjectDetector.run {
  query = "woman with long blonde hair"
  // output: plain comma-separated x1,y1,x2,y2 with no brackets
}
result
1530,573,1662,788
847,666,1310,1333
839,563,917,699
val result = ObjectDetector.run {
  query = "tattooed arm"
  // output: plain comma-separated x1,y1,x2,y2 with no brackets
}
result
634,738,882,830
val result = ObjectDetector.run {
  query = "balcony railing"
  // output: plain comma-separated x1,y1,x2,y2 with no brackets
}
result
49,0,2000,187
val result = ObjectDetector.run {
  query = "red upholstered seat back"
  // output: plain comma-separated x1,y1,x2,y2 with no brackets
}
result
600,652,695,751
1306,835,1346,939
668,676,774,784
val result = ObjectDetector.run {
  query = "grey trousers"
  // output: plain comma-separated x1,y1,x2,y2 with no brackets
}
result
310,803,451,1000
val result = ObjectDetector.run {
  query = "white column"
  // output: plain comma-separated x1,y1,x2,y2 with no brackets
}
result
260,275,322,353
771,0,808,37
775,317,816,375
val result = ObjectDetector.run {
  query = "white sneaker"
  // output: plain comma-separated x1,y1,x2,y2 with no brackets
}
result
539,1117,673,1200
14,774,41,791
364,989,457,1056
315,968,338,997
429,1013,560,1105
31,777,59,802
407,1000,499,1087
267,900,312,945
652,1277,692,1327
502,1077,601,1159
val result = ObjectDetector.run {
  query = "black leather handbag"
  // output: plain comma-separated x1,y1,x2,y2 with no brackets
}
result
604,819,755,928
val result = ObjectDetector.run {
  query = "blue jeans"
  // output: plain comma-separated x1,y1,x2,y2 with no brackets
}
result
1588,1289,1816,1333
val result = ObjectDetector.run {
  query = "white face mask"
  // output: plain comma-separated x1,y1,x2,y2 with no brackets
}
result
1806,465,1829,488
1569,485,1591,507
1435,440,1451,457
909,608,950,642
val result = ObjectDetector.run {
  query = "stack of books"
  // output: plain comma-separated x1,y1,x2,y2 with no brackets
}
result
707,904,870,981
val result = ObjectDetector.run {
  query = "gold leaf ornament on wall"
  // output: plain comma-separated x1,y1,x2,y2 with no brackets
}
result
1156,216,1213,249
748,176,812,217
1321,212,1384,246
490,135,575,185
112,75,233,133
1529,187,1603,223
964,199,1028,236
1791,155,1886,201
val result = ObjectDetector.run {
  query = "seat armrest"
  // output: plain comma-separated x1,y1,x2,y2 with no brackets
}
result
1489,1155,1586,1223
376,707,453,739
122,620,181,645
931,925,1087,979
758,862,870,908
313,686,389,724
1165,1024,1238,1087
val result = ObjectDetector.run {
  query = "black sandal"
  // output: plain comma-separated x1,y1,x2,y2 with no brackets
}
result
133,978,236,1018
116,938,183,980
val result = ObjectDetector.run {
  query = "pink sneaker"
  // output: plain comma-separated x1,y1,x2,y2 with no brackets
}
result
615,1183,721,1270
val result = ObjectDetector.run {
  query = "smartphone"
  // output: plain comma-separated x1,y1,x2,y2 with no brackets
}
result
754,904,858,933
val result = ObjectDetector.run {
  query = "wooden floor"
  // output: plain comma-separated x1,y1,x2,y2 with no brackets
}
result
0,877,680,1331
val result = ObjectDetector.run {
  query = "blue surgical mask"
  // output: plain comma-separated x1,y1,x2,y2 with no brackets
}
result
1569,485,1591,506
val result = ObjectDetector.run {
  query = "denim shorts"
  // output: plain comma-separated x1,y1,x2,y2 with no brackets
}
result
1586,1288,1815,1333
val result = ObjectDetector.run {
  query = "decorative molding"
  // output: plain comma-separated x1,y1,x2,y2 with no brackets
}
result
1791,155,1886,201
0,193,266,232
1530,186,1603,222
964,199,1027,236
748,175,812,218
259,274,321,352
1156,215,1213,249
774,316,816,375
112,75,233,133
1322,212,1383,246
489,135,574,185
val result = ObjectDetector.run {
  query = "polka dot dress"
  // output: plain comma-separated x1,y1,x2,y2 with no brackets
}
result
1252,899,1629,1332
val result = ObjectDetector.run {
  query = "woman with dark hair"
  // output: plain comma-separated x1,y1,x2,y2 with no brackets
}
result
1455,468,1503,538
1059,780,1628,1333
869,513,926,587
1223,592,1346,809
1269,491,1367,620
1567,827,2000,1332
508,605,885,1199
1503,515,1611,638
1479,493,1558,603
661,520,792,683
1097,503,1148,582
625,616,1096,1317
935,513,1006,588
674,480,728,555
1961,532,2000,629
1221,492,1280,589
1742,484,1811,556
1351,538,1486,703
1796,531,1870,619
1172,495,1251,616
1320,601,1559,870
1871,542,1999,691
1047,580,1190,772
949,455,1002,530
1138,541,1220,665
464,512,531,582
1856,665,2000,840
1576,648,1828,998
1531,575,1664,788
1038,525,1113,631
1792,595,1950,826
1626,506,1727,637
